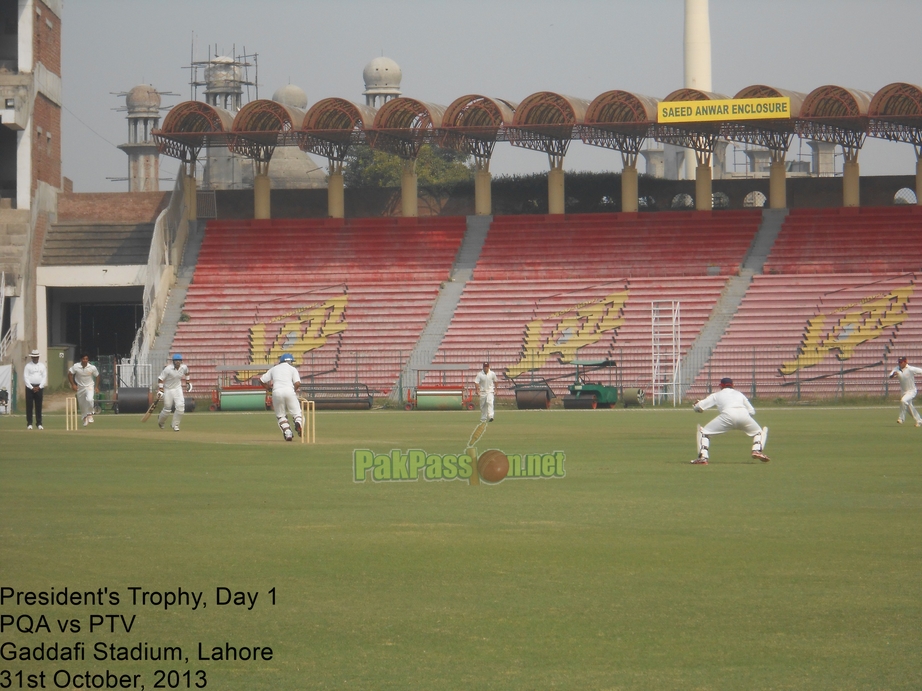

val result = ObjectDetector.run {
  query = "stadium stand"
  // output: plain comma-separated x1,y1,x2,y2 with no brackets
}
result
428,210,762,398
689,205,922,400
170,216,466,399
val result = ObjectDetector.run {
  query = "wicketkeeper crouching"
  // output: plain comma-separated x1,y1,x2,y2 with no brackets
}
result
691,377,769,465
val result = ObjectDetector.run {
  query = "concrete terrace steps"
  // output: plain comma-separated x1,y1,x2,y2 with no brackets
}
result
42,223,155,266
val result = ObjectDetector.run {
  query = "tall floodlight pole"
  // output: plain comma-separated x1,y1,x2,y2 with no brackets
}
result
684,0,712,181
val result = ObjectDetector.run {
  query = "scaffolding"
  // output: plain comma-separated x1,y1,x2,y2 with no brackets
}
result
651,300,681,406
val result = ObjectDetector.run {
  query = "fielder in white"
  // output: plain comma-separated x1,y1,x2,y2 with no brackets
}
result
67,354,99,426
691,377,770,464
157,353,192,432
260,353,302,442
889,356,922,427
474,362,498,423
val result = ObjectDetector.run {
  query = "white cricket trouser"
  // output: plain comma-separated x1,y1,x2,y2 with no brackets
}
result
699,409,763,459
158,387,185,429
76,385,94,419
479,391,494,421
272,390,302,431
899,389,922,423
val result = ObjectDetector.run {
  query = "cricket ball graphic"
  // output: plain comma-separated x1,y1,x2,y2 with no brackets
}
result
477,449,510,484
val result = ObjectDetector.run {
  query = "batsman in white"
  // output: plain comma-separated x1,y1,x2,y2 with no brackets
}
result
888,356,922,426
474,362,498,423
260,353,303,442
67,353,99,427
156,353,192,432
691,377,770,464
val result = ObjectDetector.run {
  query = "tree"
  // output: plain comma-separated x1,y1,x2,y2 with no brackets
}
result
343,144,473,189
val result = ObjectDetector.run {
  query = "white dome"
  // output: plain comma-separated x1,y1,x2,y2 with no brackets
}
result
363,56,402,90
204,56,241,91
126,84,160,114
272,84,308,109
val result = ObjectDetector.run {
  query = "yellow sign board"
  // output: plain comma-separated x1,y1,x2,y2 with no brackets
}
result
658,97,791,123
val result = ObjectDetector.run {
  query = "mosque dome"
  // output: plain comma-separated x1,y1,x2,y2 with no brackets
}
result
125,84,160,115
363,56,402,91
204,56,242,92
272,83,308,109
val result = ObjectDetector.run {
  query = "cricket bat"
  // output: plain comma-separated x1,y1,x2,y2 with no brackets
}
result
140,398,159,423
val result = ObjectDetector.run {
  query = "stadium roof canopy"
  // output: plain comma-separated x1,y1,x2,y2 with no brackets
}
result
298,98,377,161
654,88,731,165
796,85,874,152
230,99,306,162
156,101,234,162
367,97,446,159
507,92,590,158
722,85,807,155
439,95,517,161
868,82,922,146
581,90,659,163
153,82,922,167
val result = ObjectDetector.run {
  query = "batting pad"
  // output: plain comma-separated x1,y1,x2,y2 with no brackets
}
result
696,424,703,454
760,426,768,451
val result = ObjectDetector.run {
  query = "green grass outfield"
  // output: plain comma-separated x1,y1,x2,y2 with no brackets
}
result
1,407,920,690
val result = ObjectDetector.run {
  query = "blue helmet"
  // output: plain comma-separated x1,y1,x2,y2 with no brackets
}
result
172,353,183,361
279,353,295,364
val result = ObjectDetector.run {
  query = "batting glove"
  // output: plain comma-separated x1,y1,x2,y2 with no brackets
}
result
156,390,164,400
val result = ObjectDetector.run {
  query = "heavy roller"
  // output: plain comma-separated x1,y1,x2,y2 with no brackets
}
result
512,375,555,410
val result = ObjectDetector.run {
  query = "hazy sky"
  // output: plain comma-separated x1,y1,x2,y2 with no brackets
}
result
61,0,922,193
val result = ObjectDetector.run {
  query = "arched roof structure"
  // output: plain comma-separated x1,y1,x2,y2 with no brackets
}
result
721,85,806,153
508,92,590,157
368,97,446,159
230,99,307,161
155,101,234,162
868,82,922,145
796,85,874,150
439,95,516,161
581,90,659,156
655,88,731,158
299,98,376,161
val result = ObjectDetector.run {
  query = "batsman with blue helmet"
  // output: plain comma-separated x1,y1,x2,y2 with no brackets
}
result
260,353,303,441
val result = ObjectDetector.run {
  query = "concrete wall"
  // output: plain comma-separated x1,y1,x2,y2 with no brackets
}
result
205,175,918,220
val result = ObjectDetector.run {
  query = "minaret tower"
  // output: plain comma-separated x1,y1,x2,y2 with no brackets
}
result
362,57,402,108
684,0,712,182
117,85,162,192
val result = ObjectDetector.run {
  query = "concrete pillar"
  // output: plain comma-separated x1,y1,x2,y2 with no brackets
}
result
695,163,712,211
769,159,787,209
474,168,492,216
254,170,271,219
328,170,345,219
621,164,639,213
184,167,197,221
843,157,860,208
401,159,418,217
916,155,922,205
548,166,565,215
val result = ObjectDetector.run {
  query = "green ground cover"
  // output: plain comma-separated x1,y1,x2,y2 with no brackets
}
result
1,407,920,690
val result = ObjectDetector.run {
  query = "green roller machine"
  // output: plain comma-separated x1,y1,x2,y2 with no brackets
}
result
562,359,620,409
